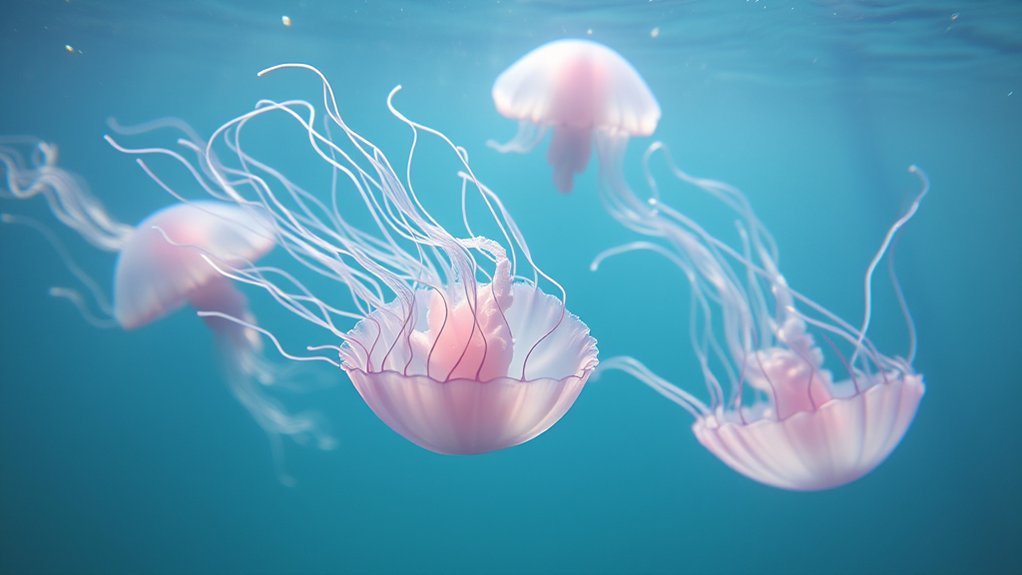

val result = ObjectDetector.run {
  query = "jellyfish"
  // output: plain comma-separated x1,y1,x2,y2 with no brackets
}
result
488,39,661,193
593,143,928,491
0,135,334,484
105,63,599,455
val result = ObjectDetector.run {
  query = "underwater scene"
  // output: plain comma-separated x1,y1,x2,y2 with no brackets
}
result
1,1,1020,574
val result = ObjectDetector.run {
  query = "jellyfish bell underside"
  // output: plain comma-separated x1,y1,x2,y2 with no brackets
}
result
695,370,924,491
491,39,660,193
341,282,597,455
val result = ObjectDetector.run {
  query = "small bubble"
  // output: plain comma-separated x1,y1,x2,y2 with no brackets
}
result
281,15,292,27
586,28,593,36
64,44,74,54
950,12,959,22
650,26,660,39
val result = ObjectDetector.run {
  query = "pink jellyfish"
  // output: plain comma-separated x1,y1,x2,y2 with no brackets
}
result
593,142,928,491
107,63,599,455
488,39,661,193
0,136,334,484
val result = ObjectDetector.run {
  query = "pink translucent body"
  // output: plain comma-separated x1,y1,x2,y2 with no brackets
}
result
594,141,929,490
2,137,335,484
410,266,514,382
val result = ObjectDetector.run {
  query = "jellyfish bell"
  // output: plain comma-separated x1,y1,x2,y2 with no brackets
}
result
114,201,273,334
108,63,599,455
595,144,928,491
694,359,924,491
346,278,595,455
689,314,925,491
489,39,660,193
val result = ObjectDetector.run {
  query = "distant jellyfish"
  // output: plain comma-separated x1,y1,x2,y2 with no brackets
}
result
0,135,335,484
107,64,599,455
488,39,661,193
593,142,928,491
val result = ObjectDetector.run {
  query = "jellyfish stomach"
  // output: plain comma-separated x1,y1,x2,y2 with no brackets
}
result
745,346,834,420
411,273,514,383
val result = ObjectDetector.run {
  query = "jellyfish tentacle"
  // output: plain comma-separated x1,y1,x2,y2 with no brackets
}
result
1,212,117,324
886,235,917,365
107,116,205,144
486,120,548,154
853,165,930,365
47,287,118,329
0,141,131,251
597,356,709,419
387,83,566,381
591,240,727,402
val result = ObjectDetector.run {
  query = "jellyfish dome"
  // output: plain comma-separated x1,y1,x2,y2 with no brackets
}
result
109,64,599,455
596,144,928,491
489,39,660,193
114,201,272,332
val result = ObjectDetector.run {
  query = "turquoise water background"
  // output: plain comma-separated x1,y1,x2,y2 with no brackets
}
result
1,1,1020,573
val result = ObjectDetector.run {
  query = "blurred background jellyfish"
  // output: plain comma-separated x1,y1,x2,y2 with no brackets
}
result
107,63,599,455
488,39,660,193
593,142,928,491
0,135,335,485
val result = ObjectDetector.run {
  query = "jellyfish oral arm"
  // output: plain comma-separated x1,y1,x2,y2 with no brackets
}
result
547,125,593,193
409,252,514,382
197,303,339,486
188,274,258,346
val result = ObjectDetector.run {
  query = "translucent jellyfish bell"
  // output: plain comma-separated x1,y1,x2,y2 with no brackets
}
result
108,64,599,455
113,201,272,331
488,39,660,193
594,143,928,491
0,135,335,484
343,264,595,454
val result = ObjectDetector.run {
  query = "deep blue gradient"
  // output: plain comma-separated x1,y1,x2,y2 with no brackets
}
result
1,1,1020,573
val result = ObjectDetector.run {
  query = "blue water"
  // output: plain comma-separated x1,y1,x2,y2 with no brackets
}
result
1,1,1020,573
